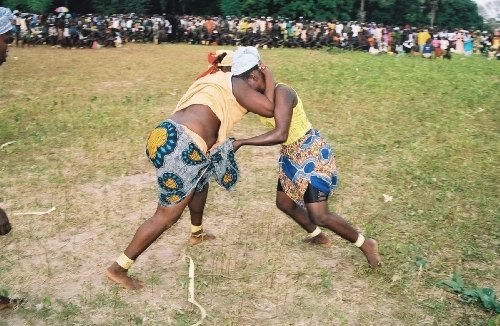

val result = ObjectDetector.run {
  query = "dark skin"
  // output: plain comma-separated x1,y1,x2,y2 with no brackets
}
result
0,208,19,310
1,30,24,312
232,85,381,267
0,30,13,66
106,65,275,290
0,207,11,236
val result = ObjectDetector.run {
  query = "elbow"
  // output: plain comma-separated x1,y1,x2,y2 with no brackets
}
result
262,106,274,118
276,131,288,143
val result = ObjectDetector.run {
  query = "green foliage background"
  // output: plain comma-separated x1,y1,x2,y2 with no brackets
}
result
0,0,485,29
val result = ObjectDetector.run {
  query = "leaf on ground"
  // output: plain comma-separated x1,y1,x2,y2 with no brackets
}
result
476,288,497,311
415,257,427,268
452,271,464,289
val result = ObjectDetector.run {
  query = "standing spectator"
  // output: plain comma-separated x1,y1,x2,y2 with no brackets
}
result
48,23,57,46
440,34,450,55
455,30,464,54
12,10,21,46
375,24,383,48
463,32,473,56
491,30,499,51
358,27,369,51
0,7,14,65
166,14,178,42
417,28,431,52
351,21,360,48
335,21,343,38
392,27,402,51
402,25,413,54
55,13,65,47
432,36,442,57
473,30,482,54
381,28,391,53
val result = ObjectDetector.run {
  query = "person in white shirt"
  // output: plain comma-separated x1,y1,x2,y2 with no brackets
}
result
351,22,360,38
440,37,449,50
335,21,343,36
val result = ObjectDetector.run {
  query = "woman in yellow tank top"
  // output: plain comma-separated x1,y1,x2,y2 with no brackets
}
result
232,83,381,267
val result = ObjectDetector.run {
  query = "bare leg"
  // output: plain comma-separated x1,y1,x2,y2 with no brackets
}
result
305,201,381,267
276,190,331,246
106,193,193,289
189,184,209,227
188,184,215,245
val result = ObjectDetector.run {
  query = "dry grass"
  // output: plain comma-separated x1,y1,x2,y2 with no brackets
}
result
0,43,498,325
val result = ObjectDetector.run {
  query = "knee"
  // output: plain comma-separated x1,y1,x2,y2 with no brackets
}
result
309,212,329,227
152,206,181,230
276,197,295,215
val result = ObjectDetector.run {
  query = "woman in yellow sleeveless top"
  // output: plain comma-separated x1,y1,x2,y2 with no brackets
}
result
106,47,277,290
233,83,381,267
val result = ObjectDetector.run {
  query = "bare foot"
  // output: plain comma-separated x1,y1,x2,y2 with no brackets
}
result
0,295,23,311
189,231,216,245
303,232,332,247
360,238,381,267
106,263,144,290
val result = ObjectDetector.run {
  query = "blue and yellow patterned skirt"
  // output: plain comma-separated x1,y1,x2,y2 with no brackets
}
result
146,119,239,207
279,129,338,206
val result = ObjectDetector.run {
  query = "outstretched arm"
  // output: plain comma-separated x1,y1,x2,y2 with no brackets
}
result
233,85,297,151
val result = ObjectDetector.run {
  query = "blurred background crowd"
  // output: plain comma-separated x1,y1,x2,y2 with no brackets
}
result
7,11,500,59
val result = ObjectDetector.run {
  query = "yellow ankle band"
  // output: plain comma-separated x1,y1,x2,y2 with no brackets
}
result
191,224,203,233
116,253,134,270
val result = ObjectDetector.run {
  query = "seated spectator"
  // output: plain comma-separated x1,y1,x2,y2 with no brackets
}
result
422,39,432,59
422,39,433,58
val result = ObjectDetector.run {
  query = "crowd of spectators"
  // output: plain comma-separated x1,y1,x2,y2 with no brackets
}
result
9,11,500,59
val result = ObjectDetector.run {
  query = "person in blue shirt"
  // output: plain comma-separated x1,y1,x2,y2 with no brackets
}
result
422,39,433,59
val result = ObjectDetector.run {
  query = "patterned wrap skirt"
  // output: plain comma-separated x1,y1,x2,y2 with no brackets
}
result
146,119,239,207
279,129,338,206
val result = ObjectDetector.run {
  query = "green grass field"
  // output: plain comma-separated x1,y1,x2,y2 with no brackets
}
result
0,44,498,325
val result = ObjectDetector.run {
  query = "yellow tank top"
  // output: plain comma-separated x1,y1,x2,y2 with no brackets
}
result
260,83,312,145
173,71,248,144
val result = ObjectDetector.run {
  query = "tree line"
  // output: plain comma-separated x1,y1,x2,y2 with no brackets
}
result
0,0,485,29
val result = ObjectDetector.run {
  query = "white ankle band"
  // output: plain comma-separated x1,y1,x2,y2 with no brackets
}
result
354,234,365,247
308,227,321,239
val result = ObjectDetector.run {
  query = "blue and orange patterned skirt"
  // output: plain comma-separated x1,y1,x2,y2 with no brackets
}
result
278,129,338,206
